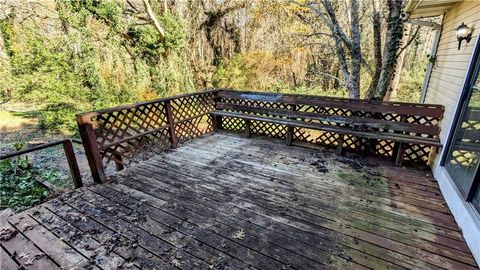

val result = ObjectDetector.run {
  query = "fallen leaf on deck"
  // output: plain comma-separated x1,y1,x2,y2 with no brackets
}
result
232,229,245,240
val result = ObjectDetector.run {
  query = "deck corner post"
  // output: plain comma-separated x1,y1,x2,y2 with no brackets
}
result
285,104,296,146
62,139,83,188
395,143,406,167
245,119,251,138
211,91,222,132
336,135,345,155
76,114,106,183
113,152,125,171
393,115,408,165
164,99,178,148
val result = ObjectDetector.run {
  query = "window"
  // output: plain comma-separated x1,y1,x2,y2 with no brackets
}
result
443,37,480,209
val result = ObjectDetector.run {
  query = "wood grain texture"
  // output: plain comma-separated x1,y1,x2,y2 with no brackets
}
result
1,134,476,269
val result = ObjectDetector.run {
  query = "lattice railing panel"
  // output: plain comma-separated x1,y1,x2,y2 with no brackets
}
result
216,94,443,166
294,128,340,147
101,128,171,167
78,90,445,183
175,114,213,143
171,92,215,121
80,91,216,175
93,102,169,147
404,144,432,163
221,116,246,131
251,121,288,139
375,140,395,158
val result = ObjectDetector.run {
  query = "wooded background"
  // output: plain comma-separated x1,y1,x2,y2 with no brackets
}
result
0,0,439,133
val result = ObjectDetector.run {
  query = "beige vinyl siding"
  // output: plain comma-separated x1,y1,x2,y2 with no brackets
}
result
424,0,480,166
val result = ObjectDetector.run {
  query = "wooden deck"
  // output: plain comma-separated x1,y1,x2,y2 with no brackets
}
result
1,133,477,270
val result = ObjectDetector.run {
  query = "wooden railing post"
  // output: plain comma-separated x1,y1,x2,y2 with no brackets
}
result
113,152,124,171
285,104,296,146
245,120,251,138
336,135,345,155
212,91,222,132
76,114,106,183
164,100,178,147
392,115,407,166
62,140,83,188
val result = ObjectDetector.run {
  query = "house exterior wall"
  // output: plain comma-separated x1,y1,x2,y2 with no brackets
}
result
425,0,480,157
422,0,480,263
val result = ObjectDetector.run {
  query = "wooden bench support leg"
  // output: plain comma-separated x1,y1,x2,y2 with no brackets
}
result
391,142,401,162
336,135,345,156
244,119,251,138
212,115,222,132
113,152,124,171
395,143,406,167
286,126,294,146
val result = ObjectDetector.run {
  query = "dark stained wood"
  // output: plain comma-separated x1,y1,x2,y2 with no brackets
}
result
62,139,83,188
164,99,179,147
211,110,442,147
138,152,468,264
77,91,216,174
336,135,345,155
0,209,63,270
216,102,441,136
77,89,219,118
215,90,444,166
285,105,296,146
1,139,83,189
76,88,444,179
217,90,444,118
395,143,407,167
245,119,251,138
76,114,106,183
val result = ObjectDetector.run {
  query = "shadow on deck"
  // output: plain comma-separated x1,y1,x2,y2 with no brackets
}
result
0,133,477,269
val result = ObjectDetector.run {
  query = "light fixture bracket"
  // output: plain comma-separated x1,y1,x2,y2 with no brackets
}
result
456,22,472,50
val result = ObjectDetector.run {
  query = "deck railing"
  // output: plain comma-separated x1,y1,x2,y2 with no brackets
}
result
77,89,444,183
76,90,217,182
0,139,83,189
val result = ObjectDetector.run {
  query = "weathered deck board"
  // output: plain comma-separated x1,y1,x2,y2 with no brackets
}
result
1,133,477,269
131,153,473,268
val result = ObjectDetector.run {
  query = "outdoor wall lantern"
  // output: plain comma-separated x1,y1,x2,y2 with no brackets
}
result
456,22,472,50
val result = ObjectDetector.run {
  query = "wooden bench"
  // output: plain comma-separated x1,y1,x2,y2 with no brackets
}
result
211,90,444,166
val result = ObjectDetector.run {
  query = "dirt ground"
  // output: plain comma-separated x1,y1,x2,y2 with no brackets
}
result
0,106,94,189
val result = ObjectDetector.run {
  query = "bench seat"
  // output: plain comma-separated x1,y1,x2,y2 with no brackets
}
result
211,110,441,166
212,110,441,146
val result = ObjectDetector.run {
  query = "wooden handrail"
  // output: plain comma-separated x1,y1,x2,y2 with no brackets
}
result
77,89,219,118
75,88,446,179
217,90,444,118
216,88,444,108
0,139,83,189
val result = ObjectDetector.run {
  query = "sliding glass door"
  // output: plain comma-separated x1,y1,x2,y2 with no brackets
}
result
443,40,480,212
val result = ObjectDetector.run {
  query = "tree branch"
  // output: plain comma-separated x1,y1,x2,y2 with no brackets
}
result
395,25,420,59
142,0,166,38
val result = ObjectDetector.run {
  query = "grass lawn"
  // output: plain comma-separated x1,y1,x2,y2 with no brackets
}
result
0,110,39,133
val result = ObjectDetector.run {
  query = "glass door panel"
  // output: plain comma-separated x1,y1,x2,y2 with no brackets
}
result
445,57,480,196
474,185,480,213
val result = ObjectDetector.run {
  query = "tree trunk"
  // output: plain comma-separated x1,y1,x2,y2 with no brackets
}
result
143,0,166,38
366,0,405,100
366,0,382,96
384,23,411,101
349,0,361,99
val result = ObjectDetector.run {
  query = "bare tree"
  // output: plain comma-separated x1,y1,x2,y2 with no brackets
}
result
366,0,406,100
293,0,406,100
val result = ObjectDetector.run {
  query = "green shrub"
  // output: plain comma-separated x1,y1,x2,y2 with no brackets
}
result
0,156,48,211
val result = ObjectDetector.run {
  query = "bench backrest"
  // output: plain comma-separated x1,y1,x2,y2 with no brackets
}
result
215,90,444,165
216,90,444,139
